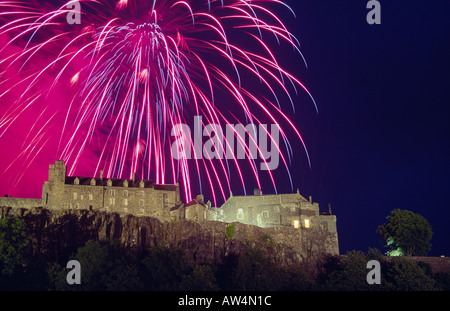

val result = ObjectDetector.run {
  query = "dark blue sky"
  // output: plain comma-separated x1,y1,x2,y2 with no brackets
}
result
282,1,450,255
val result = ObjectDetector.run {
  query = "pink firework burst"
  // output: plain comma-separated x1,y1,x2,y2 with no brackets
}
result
0,0,316,205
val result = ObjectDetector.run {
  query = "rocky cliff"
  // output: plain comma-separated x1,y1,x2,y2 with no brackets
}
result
0,206,308,268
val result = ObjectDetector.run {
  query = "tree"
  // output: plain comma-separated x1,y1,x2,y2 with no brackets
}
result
74,239,142,290
386,257,437,291
377,209,432,256
0,217,32,278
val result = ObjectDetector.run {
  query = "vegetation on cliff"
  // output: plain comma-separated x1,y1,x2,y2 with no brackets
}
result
0,209,448,291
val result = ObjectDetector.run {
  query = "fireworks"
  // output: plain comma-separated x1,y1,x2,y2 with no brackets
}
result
0,0,316,205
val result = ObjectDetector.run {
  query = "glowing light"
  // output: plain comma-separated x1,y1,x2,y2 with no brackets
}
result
304,219,310,228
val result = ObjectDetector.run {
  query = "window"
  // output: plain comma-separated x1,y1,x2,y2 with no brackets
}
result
75,203,80,209
109,189,115,196
88,194,93,201
123,190,128,197
140,208,145,214
293,220,300,229
109,197,115,205
69,203,72,209
140,191,144,197
262,211,269,219
304,219,310,228
291,206,296,212
163,193,168,207
124,198,128,206
123,207,128,213
80,195,84,201
140,200,144,207
237,209,244,219
274,206,280,213
72,192,77,200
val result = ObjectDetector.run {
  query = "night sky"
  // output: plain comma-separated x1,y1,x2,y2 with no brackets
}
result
282,0,450,256
0,1,449,257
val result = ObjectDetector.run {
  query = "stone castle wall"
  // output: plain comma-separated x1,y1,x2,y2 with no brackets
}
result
0,197,42,209
1,160,340,257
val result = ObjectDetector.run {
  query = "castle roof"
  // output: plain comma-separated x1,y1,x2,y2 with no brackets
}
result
65,176,177,190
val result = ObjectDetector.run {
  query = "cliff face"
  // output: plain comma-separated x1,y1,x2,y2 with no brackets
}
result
0,206,307,267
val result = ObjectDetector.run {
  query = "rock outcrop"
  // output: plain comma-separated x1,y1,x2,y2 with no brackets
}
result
0,206,307,267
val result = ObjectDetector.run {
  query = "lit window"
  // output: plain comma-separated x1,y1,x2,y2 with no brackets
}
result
109,197,115,205
293,220,300,229
110,189,115,196
237,208,244,219
75,203,80,209
72,193,77,200
80,195,84,201
124,198,128,206
88,194,93,201
304,219,310,228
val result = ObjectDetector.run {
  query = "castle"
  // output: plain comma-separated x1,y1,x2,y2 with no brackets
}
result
0,160,339,255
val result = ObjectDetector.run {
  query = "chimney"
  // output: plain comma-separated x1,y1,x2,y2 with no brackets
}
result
196,194,204,204
100,170,103,179
309,196,312,203
132,173,135,182
254,188,262,196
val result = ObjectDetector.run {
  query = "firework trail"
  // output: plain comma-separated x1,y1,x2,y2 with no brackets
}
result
0,0,316,205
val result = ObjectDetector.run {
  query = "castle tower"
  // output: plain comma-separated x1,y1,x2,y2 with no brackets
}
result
42,160,67,209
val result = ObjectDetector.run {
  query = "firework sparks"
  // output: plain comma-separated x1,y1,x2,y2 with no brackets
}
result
0,0,316,205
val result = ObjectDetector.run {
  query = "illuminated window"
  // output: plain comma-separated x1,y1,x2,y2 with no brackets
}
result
237,209,244,219
293,220,300,229
89,194,93,201
124,198,128,206
110,189,115,196
80,195,83,201
109,197,115,205
72,193,77,200
304,219,310,228
75,203,80,209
